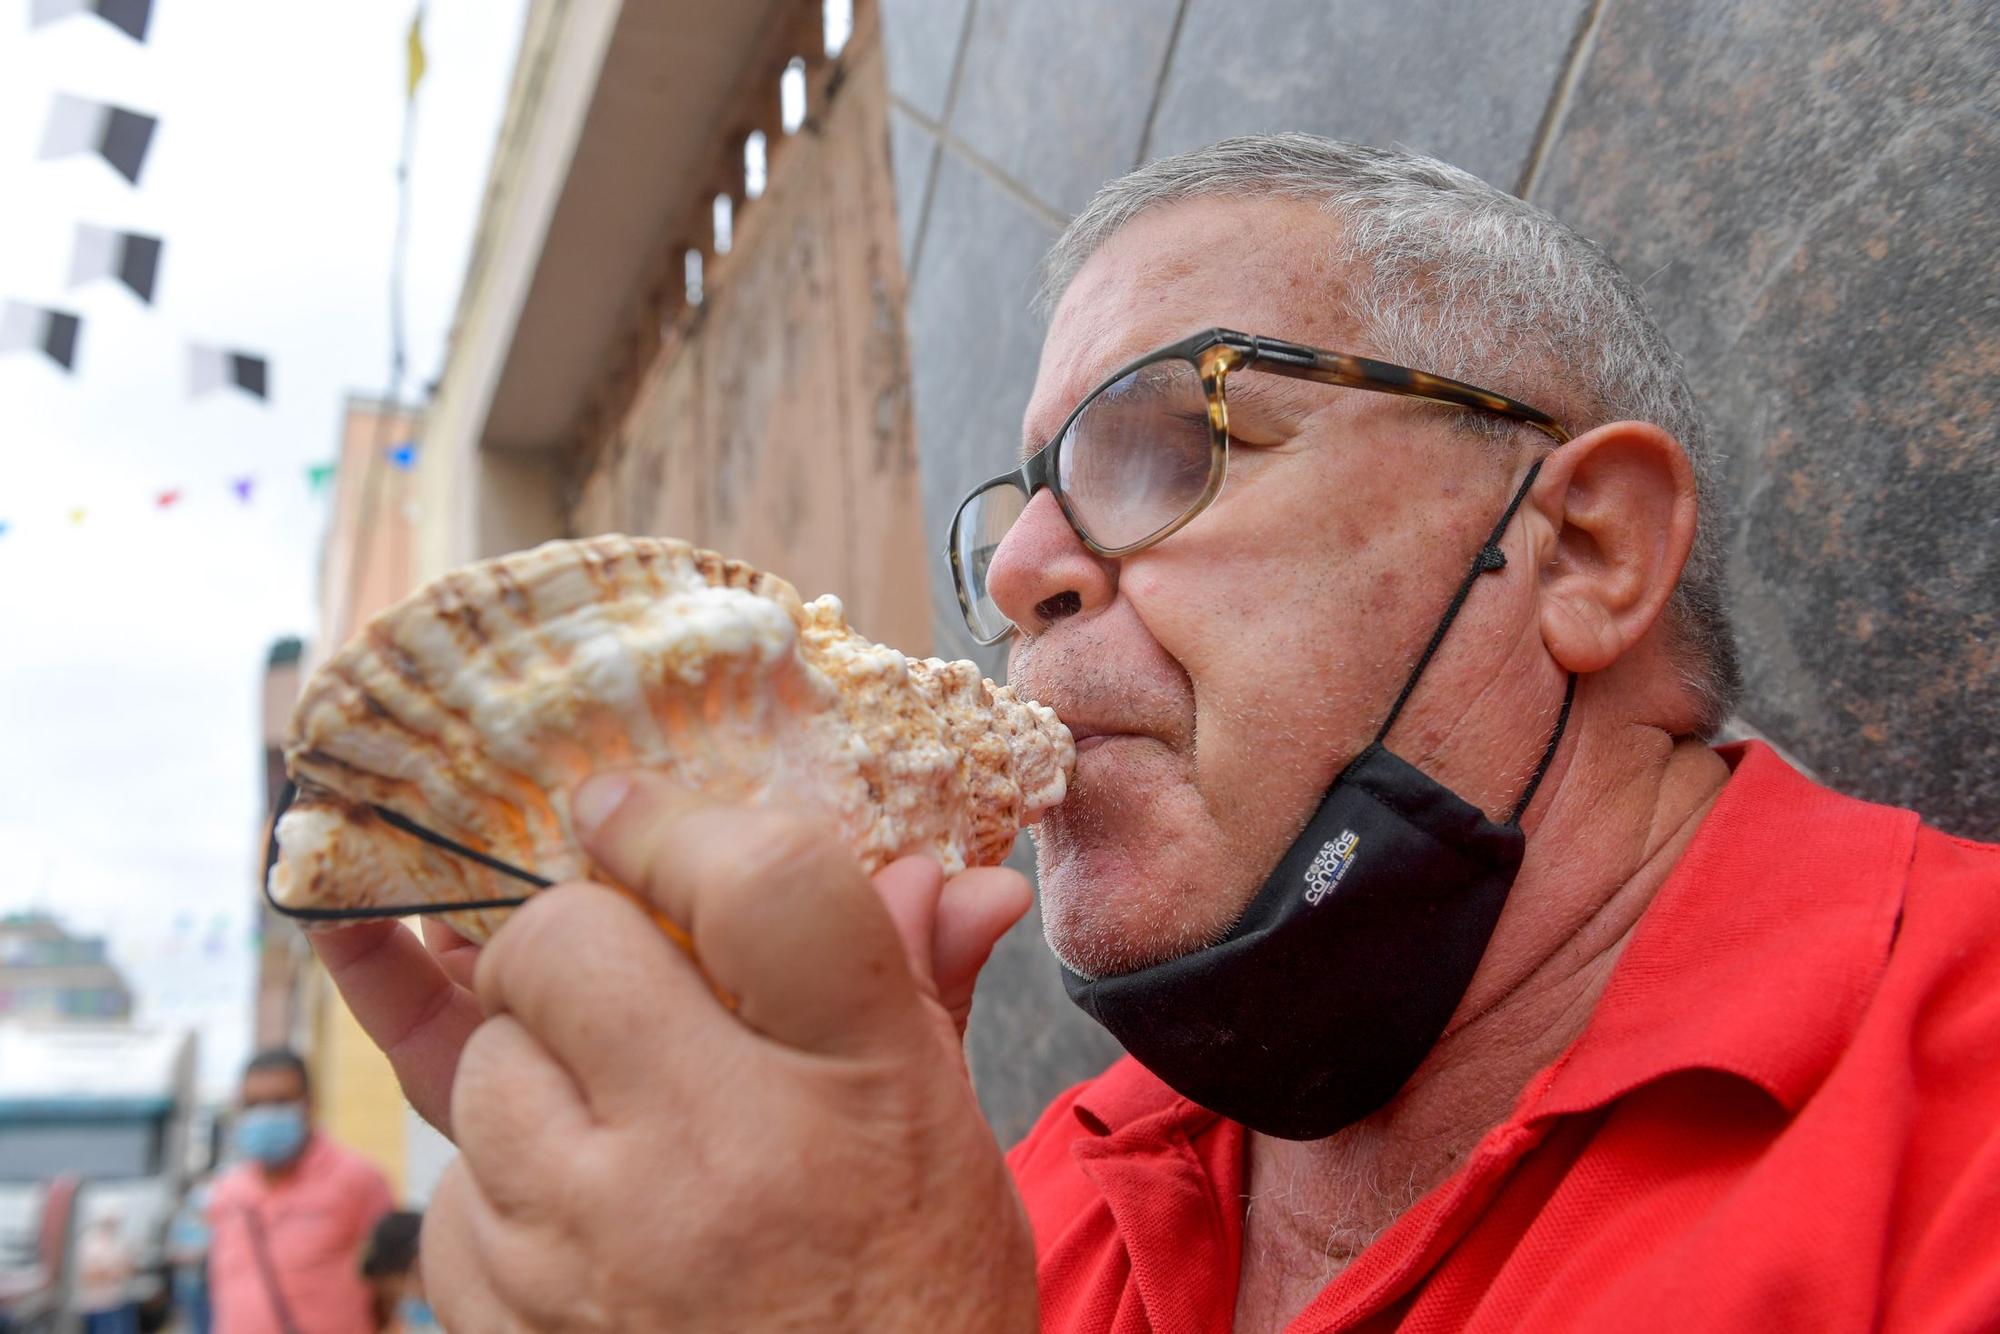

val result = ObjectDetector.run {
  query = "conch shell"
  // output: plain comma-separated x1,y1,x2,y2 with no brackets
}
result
268,535,1072,942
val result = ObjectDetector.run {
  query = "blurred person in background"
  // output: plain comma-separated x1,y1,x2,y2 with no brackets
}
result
359,1211,436,1333
74,1210,136,1334
165,1176,213,1334
207,1050,392,1334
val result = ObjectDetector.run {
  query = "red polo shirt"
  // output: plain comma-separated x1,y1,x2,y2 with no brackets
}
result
1008,742,2000,1331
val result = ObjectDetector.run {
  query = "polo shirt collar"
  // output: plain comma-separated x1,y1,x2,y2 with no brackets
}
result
1528,740,1916,1119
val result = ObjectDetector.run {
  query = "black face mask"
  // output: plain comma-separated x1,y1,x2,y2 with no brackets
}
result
1061,462,1575,1141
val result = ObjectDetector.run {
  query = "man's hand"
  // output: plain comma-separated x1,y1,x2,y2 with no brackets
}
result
310,789,1032,1140
419,773,1038,1331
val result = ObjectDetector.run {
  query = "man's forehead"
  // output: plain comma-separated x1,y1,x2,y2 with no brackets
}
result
1026,197,1358,438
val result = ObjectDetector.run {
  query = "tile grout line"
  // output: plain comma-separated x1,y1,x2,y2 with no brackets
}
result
1133,0,1192,167
906,0,983,287
894,93,1071,234
1515,0,1610,202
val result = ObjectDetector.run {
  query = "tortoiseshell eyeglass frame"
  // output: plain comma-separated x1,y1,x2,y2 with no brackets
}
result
945,327,1574,645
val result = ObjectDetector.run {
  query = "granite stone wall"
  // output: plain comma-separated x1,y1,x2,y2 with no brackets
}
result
881,0,1999,1143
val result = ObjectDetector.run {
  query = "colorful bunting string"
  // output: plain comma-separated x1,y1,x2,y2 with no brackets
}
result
406,11,428,101
0,463,343,540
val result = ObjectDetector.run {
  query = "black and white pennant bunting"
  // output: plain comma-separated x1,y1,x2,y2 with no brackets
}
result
189,344,269,401
31,0,154,42
69,223,162,304
39,91,157,184
1,301,83,372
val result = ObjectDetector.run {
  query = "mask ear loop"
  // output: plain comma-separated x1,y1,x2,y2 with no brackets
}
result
1372,458,1547,748
260,778,546,924
1507,671,1576,827
1362,457,1578,826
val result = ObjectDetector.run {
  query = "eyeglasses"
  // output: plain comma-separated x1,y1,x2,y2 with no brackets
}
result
944,327,1572,644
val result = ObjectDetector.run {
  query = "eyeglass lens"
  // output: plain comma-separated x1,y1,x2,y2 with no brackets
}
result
1059,357,1214,550
953,478,1027,642
953,356,1216,640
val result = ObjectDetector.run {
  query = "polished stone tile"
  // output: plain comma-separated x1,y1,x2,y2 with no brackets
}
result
1532,0,1999,837
886,101,939,269
1145,0,1591,190
880,0,971,122
951,0,1184,216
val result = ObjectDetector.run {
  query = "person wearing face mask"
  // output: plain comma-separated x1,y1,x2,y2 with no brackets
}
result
206,1049,393,1334
302,133,1999,1332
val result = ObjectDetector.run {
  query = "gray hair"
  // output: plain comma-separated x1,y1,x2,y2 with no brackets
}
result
1039,135,1741,735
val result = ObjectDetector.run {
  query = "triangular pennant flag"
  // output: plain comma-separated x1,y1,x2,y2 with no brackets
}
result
93,0,152,41
232,476,255,503
69,223,163,304
189,345,269,400
406,11,428,100
306,463,336,493
99,105,155,183
0,521,10,539
39,92,156,184
388,442,418,471
28,0,89,28
1,300,82,371
68,508,86,525
155,489,181,509
31,0,151,41
232,353,268,399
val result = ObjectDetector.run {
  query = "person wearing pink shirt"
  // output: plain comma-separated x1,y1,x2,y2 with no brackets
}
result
206,1050,393,1334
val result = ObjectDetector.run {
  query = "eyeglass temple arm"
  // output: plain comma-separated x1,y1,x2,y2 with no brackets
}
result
1240,335,1572,444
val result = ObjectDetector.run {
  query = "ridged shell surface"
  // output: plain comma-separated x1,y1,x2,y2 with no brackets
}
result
269,536,1073,941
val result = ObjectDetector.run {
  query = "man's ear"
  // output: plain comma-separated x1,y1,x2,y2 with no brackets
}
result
1527,421,1698,674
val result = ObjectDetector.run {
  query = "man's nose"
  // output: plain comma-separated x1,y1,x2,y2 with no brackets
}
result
985,489,1118,635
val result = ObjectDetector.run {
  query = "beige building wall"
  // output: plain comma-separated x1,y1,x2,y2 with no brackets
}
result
569,20,928,650
412,0,614,581
270,397,427,1198
413,2,924,652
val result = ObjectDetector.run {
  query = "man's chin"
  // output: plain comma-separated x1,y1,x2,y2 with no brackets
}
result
1035,855,1242,981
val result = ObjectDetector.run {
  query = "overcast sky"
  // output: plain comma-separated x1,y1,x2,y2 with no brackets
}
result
0,0,525,1094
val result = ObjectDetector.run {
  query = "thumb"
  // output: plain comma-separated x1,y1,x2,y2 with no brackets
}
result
573,772,928,1059
871,856,947,1002
933,867,1032,1036
871,859,1032,1040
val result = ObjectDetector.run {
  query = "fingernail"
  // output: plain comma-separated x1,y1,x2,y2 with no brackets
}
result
571,773,635,835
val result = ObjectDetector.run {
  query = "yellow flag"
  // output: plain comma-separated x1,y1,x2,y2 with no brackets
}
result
68,508,85,525
406,11,428,100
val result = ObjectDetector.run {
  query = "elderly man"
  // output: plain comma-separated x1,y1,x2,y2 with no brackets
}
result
312,136,1999,1331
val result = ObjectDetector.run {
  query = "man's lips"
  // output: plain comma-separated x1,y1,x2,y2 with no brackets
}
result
1062,720,1149,754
